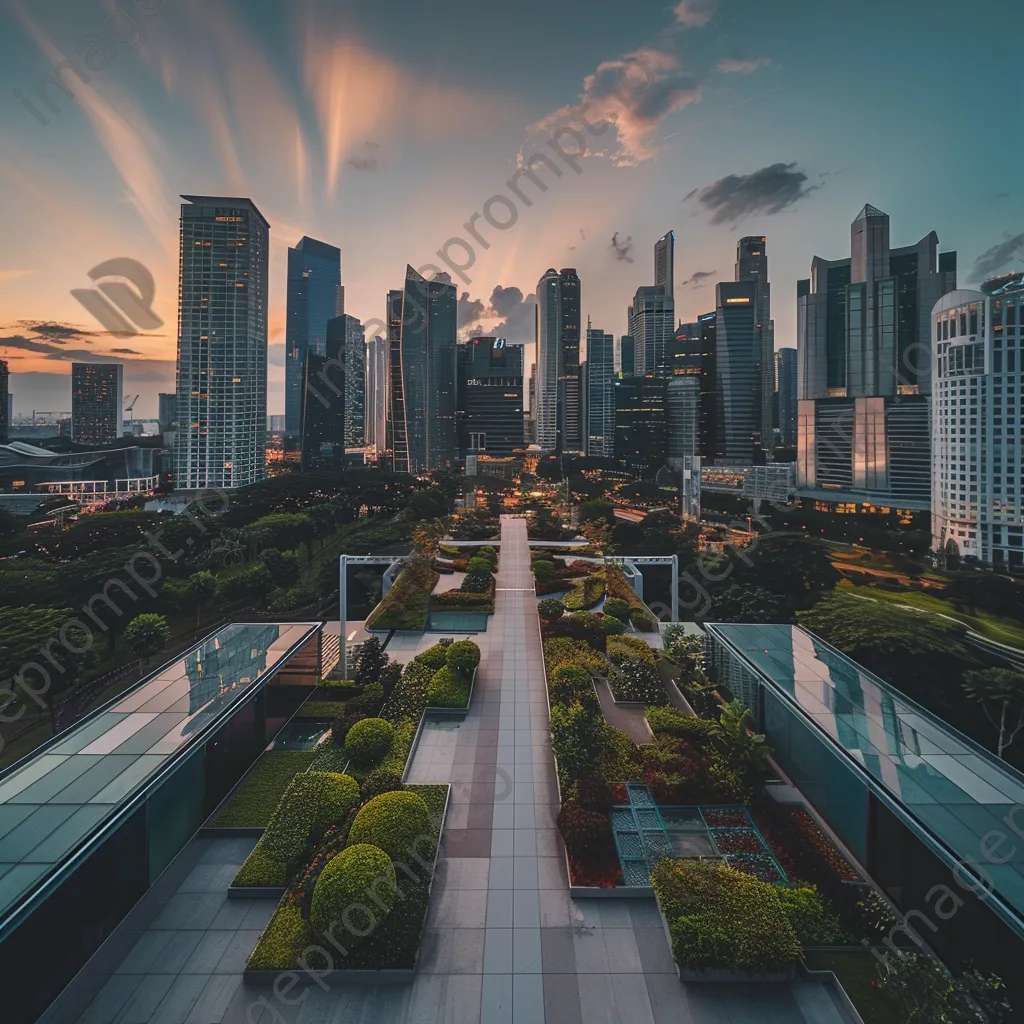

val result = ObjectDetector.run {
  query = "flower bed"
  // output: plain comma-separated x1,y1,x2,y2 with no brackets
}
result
561,572,605,611
608,659,667,704
605,565,661,632
724,851,786,884
701,807,749,827
607,635,655,665
711,827,765,854
366,557,439,631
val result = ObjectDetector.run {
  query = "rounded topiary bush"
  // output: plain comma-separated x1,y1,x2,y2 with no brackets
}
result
552,663,591,691
466,556,494,576
629,608,659,632
445,639,481,675
310,844,396,939
426,665,468,708
600,614,626,635
603,597,630,622
331,711,366,746
533,561,556,583
416,644,449,670
360,769,405,801
348,790,432,862
312,772,361,833
537,598,565,621
344,717,395,766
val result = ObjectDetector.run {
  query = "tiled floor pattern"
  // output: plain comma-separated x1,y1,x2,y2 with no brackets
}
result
60,518,853,1023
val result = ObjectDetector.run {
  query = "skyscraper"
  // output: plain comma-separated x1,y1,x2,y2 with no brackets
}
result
386,289,404,457
655,231,675,300
628,286,674,377
71,363,123,445
667,375,700,465
158,392,176,434
365,334,388,452
285,237,341,435
0,360,8,443
776,348,798,448
715,281,762,463
735,235,773,445
619,335,635,376
394,266,457,473
932,273,1024,569
584,324,615,457
457,337,524,460
300,331,344,473
327,315,365,447
174,195,269,491
535,268,582,452
613,376,667,470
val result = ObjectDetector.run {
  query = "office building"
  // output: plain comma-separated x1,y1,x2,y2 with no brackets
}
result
736,235,774,444
654,230,675,299
932,273,1024,568
0,360,8,443
534,267,582,453
457,337,524,461
157,392,176,434
798,205,957,401
584,325,615,457
301,314,348,472
776,347,798,448
365,333,388,452
613,375,667,470
525,362,537,445
71,362,123,445
173,196,269,491
0,439,159,499
394,266,457,473
386,288,404,456
667,375,700,467
325,314,365,448
619,334,635,376
669,313,719,461
714,281,762,463
628,285,674,377
284,237,341,435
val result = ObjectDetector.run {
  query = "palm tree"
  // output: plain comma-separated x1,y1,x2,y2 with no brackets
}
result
963,668,1024,759
714,699,770,771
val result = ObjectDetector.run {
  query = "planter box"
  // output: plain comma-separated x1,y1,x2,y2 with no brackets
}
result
228,886,286,900
799,964,867,1024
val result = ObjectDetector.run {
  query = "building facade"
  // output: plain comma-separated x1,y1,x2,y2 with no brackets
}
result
654,231,675,300
931,274,1024,568
534,268,582,453
619,334,635,376
736,235,773,444
666,375,700,467
584,326,615,457
613,375,667,470
394,266,457,473
325,314,365,448
284,237,341,435
776,347,798,448
71,362,123,445
715,281,762,463
628,285,674,377
0,359,9,443
173,196,269,491
157,392,176,434
456,337,523,461
385,288,404,457
365,333,388,452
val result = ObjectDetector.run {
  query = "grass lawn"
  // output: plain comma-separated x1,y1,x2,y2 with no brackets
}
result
209,750,316,828
804,950,902,1024
839,580,1024,649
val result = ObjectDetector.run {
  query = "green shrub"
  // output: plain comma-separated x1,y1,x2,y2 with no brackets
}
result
445,639,480,674
294,700,348,720
652,860,801,975
466,556,493,576
366,556,438,631
360,769,405,801
416,644,450,670
609,659,666,704
562,573,605,611
345,718,396,766
331,711,366,746
348,790,433,862
630,608,659,632
537,598,565,621
533,561,556,583
603,597,631,622
362,681,385,705
310,844,396,939
210,750,315,828
426,665,470,708
600,614,626,635
248,905,310,969
543,636,606,676
231,839,288,887
262,771,360,864
645,706,718,742
550,663,591,705
776,885,850,946
608,634,655,664
377,719,417,777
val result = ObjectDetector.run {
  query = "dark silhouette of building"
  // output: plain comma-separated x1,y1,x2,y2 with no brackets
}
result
0,360,9,443
535,268,582,452
735,235,773,445
715,281,763,463
614,376,667,471
457,337,524,461
619,334,635,376
71,363,122,446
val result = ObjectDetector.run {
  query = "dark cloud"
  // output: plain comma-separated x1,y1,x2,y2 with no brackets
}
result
691,162,817,225
13,320,97,344
346,156,379,172
458,292,486,329
610,232,635,263
970,232,1024,283
110,347,143,355
0,333,129,362
681,269,717,288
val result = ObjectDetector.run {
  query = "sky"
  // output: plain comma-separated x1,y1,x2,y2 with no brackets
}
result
0,0,1020,419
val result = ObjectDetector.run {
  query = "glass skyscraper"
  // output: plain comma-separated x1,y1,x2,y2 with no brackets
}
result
715,281,762,463
71,362,122,445
174,195,269,491
535,268,582,453
584,325,615,457
735,235,773,445
654,231,675,300
284,236,341,436
628,285,674,377
457,337,524,460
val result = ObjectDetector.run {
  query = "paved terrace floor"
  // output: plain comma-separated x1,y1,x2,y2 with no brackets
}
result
55,517,855,1024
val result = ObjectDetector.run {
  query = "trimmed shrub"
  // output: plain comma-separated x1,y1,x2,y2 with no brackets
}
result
310,844,396,938
426,665,470,708
543,637,606,676
533,561,556,583
599,614,626,635
645,706,718,742
445,639,481,674
348,790,433,862
630,608,659,632
345,718,396,766
362,681,385,705
466,556,493,576
331,711,366,746
248,905,309,969
542,615,607,651
603,597,631,622
416,644,450,670
562,573,605,611
262,771,360,864
360,769,405,801
550,663,591,705
607,634,655,664
576,776,614,812
775,885,850,946
537,598,565,621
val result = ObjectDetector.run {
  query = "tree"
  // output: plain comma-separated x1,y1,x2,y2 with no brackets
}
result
538,599,566,621
579,499,614,525
354,635,389,687
124,613,170,665
962,668,1024,759
879,952,1010,1024
406,487,451,521
710,583,789,624
186,571,217,630
580,519,612,552
411,519,447,556
714,700,770,773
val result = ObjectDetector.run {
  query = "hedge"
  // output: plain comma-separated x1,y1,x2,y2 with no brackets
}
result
310,844,396,939
294,701,348,720
543,637,606,677
231,838,288,888
645,706,718,741
366,558,439,631
248,906,309,969
603,597,631,622
426,665,471,708
416,644,450,670
209,750,316,828
562,573,605,612
345,718,396,766
445,639,480,674
608,635,655,665
262,771,360,864
348,790,433,863
360,769,405,801
605,564,661,631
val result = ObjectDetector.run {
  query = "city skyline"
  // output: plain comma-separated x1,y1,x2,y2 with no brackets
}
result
0,0,1020,417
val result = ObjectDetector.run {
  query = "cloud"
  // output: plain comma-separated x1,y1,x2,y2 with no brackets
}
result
346,156,379,172
457,286,537,345
110,347,143,355
673,0,722,27
527,47,702,165
716,57,771,73
690,162,817,225
681,269,717,287
268,343,286,368
992,192,1011,201
458,292,486,329
0,334,125,362
0,269,34,285
610,233,635,262
970,232,1024,282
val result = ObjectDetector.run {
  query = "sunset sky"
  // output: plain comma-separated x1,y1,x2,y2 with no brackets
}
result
0,0,1019,419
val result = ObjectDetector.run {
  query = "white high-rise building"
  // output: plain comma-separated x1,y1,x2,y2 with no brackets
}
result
932,273,1024,569
174,196,269,490
365,334,388,452
628,286,674,377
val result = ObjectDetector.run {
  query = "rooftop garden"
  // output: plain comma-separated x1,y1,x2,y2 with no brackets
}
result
431,545,497,614
365,555,439,631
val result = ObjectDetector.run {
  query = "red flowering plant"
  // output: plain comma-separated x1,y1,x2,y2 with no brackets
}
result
284,807,357,914
711,828,766,854
702,807,749,827
558,798,624,888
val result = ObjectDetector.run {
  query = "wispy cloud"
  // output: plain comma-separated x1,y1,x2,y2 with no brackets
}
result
610,233,635,262
970,232,1024,282
681,269,717,287
673,0,723,28
716,57,771,73
0,269,35,285
688,162,817,225
346,156,379,172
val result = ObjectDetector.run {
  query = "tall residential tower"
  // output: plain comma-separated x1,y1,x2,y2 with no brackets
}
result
535,268,582,452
